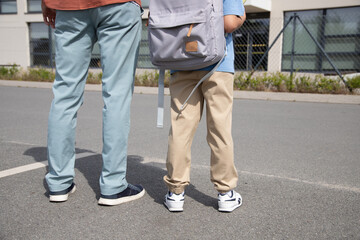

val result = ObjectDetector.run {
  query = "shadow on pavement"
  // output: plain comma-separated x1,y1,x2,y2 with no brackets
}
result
24,147,217,209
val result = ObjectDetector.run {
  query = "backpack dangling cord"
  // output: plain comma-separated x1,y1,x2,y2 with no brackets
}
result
179,50,227,111
157,68,165,128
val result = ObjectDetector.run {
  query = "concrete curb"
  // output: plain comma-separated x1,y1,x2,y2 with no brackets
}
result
1,80,359,105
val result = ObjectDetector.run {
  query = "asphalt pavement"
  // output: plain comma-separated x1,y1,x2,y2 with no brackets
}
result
0,81,359,239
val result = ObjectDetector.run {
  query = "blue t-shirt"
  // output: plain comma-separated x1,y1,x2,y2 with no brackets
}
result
199,0,245,73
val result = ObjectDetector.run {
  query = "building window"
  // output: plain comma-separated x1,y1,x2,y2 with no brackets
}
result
137,19,155,69
282,6,360,74
233,13,270,71
29,23,54,67
0,0,17,14
29,23,106,68
90,43,101,68
27,0,41,13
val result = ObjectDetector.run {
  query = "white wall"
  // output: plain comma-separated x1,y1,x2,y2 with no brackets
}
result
244,0,271,13
0,0,42,68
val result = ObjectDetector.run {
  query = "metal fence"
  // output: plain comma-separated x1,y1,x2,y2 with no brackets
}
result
232,8,360,75
233,15,270,71
29,7,360,76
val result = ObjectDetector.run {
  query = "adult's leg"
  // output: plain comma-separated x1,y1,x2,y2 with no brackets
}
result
46,10,95,192
164,71,206,194
202,72,238,193
95,3,142,195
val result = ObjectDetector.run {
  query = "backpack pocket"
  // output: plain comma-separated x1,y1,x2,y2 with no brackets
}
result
148,8,211,62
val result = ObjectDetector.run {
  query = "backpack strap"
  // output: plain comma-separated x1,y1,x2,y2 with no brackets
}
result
157,69,165,128
179,49,227,111
156,50,226,128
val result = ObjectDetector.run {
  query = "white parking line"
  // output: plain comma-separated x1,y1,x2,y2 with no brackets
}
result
142,158,360,193
4,140,41,146
0,139,97,178
0,151,94,178
240,171,360,194
2,153,360,194
0,161,48,178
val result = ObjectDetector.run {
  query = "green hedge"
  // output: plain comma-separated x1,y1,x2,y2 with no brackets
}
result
1,65,358,94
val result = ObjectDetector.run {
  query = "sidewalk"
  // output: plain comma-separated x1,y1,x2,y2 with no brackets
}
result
1,79,360,104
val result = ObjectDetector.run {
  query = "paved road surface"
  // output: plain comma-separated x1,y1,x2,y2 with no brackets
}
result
0,85,359,239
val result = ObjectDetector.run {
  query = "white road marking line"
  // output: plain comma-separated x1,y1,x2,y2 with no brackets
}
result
3,140,41,146
0,161,48,178
140,157,165,164
240,171,360,194
2,152,359,194
0,140,48,178
142,157,360,194
0,152,95,179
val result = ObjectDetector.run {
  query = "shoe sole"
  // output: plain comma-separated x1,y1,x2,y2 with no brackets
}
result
98,189,145,206
49,185,76,202
218,204,241,212
218,199,242,212
163,201,184,212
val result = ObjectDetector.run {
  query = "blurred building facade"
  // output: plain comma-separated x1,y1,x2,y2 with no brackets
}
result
0,0,359,74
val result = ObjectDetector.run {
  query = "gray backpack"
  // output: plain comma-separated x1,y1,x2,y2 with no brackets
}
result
148,0,226,70
148,0,226,128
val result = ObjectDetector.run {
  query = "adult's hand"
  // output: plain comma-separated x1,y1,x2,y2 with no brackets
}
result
41,0,56,28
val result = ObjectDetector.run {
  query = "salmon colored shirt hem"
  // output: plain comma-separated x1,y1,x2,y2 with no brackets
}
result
44,0,141,10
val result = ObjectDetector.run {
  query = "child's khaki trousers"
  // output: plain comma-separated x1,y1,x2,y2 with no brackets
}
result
163,71,238,194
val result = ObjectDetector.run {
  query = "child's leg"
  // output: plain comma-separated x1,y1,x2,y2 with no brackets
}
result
163,71,206,194
202,72,238,193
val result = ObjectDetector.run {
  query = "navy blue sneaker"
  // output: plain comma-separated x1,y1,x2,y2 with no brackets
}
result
49,183,76,202
98,184,145,206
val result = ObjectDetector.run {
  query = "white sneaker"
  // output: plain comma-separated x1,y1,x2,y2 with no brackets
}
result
218,190,242,212
164,191,185,212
